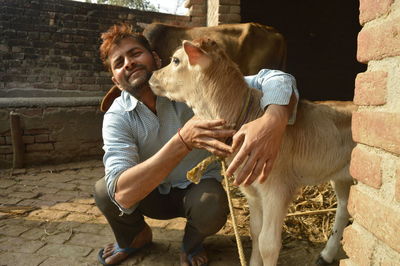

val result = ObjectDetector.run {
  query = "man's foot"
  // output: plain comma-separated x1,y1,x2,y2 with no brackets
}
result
180,244,208,266
98,223,152,265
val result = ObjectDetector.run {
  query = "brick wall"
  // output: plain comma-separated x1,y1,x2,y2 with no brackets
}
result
0,0,202,98
0,0,205,168
184,0,241,27
0,98,103,168
342,0,400,264
217,0,240,25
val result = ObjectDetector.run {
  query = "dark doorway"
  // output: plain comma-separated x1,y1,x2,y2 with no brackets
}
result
241,0,366,101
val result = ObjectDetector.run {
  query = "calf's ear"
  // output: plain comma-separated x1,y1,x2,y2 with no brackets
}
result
183,40,210,68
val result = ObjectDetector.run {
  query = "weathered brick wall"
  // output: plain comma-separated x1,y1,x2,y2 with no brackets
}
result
185,0,207,26
184,0,240,27
0,0,206,168
0,98,103,168
217,0,240,24
341,0,400,264
0,0,200,98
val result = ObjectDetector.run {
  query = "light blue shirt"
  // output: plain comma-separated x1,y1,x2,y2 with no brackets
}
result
103,69,298,214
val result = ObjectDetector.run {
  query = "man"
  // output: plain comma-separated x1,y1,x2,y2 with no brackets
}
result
95,23,298,266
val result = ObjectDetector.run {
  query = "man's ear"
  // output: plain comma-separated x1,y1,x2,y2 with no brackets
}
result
183,40,210,68
152,51,162,69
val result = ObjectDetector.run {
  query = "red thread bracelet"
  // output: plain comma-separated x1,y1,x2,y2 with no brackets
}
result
178,128,192,151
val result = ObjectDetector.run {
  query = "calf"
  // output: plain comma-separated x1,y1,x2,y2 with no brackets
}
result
149,39,355,266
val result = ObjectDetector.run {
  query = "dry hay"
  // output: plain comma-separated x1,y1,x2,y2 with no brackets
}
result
283,183,337,243
222,181,339,244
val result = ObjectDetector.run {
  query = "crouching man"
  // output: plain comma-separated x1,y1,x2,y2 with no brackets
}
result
94,23,298,266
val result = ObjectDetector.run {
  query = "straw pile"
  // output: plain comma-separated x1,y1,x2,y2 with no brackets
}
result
283,182,337,243
224,182,338,244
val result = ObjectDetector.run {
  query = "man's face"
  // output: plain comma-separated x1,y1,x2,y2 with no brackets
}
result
109,37,158,98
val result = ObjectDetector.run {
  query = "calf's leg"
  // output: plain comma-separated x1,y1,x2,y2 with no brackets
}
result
257,182,293,266
243,187,263,266
318,176,353,265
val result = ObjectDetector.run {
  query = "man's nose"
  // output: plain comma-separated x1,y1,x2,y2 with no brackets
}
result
124,56,136,70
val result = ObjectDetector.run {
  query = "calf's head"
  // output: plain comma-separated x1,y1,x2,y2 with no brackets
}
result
149,38,242,111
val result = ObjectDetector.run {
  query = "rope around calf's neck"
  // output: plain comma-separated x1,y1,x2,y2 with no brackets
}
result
187,156,247,266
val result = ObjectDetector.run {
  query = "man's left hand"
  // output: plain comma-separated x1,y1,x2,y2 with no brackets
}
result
225,104,290,186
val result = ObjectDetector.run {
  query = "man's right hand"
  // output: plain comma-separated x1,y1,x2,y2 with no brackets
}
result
179,117,235,157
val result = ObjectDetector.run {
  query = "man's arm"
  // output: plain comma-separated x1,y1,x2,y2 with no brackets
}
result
104,115,234,211
225,69,299,185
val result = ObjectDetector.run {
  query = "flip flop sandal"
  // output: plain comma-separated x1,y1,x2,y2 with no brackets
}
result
97,242,149,266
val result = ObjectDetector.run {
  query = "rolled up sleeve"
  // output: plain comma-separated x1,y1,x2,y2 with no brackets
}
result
244,69,299,125
102,111,139,214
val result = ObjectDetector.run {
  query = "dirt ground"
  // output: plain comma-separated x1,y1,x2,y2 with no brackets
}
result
0,160,346,265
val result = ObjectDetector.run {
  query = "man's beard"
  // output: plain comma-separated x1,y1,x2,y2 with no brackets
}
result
123,69,153,99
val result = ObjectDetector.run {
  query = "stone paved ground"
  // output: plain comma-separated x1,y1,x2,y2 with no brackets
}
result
0,160,335,266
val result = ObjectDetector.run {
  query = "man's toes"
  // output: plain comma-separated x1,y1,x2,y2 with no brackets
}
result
191,250,208,266
103,244,114,253
102,246,114,257
102,249,112,258
105,252,125,265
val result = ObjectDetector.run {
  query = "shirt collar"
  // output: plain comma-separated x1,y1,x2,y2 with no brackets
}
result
121,90,138,112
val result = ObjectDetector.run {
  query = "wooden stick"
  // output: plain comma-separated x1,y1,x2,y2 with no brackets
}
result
286,208,336,217
10,112,24,169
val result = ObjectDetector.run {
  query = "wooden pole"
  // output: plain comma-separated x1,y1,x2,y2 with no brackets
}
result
10,111,24,168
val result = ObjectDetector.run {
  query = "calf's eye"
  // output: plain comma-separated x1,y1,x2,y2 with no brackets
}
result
171,57,180,65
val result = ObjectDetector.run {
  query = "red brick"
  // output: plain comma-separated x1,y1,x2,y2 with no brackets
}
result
342,225,374,266
26,143,54,152
352,111,400,155
359,0,394,24
0,145,13,154
357,16,400,63
184,0,204,8
347,186,400,252
230,5,240,15
24,128,50,135
1,130,10,136
354,71,387,106
17,108,43,117
190,17,206,25
218,5,230,13
219,13,241,23
190,4,206,16
34,134,49,143
350,146,382,188
22,135,34,144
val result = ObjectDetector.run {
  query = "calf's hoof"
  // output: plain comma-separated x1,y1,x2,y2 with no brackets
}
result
316,255,332,265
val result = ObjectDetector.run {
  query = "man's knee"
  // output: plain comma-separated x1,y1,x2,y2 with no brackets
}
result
188,179,229,234
94,178,113,213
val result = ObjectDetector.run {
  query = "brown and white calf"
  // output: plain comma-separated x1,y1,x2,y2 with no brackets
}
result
149,39,355,266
